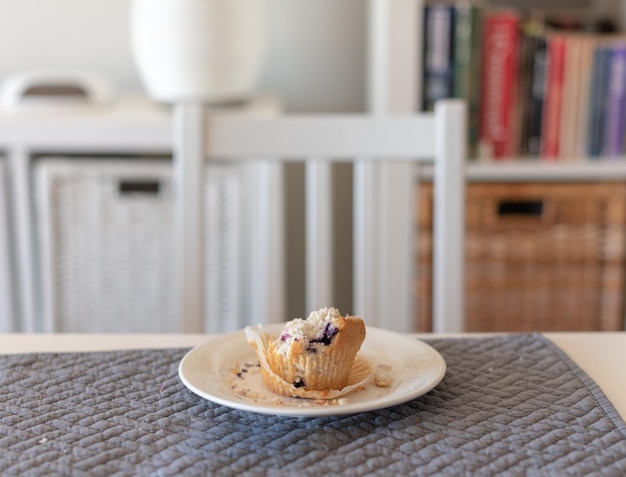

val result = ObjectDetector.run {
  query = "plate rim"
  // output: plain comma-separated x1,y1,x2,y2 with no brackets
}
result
178,326,446,417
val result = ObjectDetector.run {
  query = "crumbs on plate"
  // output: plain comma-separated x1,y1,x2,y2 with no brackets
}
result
373,363,394,388
223,360,351,407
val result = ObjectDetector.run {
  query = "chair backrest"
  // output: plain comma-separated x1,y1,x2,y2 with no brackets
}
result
174,99,466,333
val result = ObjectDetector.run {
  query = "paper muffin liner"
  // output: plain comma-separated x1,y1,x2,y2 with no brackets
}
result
245,325,374,399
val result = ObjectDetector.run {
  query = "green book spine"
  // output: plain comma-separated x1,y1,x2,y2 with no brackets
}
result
453,3,483,159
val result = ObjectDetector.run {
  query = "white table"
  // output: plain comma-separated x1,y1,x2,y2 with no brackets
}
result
1,332,624,420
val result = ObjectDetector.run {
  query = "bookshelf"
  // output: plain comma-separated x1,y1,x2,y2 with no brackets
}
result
372,0,626,168
370,1,626,331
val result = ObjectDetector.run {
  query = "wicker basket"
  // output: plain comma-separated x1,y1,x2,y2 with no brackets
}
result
416,182,626,332
34,158,248,333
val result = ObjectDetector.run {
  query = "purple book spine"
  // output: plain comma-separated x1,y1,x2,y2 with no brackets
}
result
603,45,626,157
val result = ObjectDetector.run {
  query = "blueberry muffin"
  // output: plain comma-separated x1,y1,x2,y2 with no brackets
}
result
245,307,366,397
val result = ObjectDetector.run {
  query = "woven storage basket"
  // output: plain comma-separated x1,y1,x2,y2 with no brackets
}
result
416,182,626,332
34,158,249,333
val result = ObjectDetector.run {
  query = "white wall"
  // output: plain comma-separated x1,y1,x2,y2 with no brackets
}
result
0,0,368,113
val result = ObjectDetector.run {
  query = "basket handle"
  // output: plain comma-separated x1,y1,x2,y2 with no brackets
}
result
118,179,161,195
489,199,556,227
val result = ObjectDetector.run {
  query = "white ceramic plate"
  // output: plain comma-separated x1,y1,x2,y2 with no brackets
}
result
178,326,446,417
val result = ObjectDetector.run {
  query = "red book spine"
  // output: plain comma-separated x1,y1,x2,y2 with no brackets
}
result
478,11,520,159
541,36,567,159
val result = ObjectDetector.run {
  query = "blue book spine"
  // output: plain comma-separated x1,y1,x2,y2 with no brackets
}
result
422,4,455,112
602,45,626,157
587,46,611,158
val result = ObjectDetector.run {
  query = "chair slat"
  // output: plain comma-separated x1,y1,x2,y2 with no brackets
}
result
378,163,414,331
206,116,436,159
353,160,379,325
173,103,205,333
433,100,466,332
305,159,333,312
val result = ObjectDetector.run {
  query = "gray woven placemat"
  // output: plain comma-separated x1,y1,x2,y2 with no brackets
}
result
1,334,625,476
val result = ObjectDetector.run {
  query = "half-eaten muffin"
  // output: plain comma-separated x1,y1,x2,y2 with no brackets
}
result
245,307,367,398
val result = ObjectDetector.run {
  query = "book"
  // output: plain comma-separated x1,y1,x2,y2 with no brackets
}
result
453,2,483,159
518,21,547,157
540,35,567,159
587,45,612,158
516,23,535,156
558,35,582,160
422,4,455,112
573,35,597,158
478,9,521,159
526,36,548,157
602,44,626,157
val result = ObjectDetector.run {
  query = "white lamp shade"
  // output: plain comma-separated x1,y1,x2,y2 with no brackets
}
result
130,0,265,103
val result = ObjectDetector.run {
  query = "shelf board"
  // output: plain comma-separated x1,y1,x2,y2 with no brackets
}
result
0,94,280,153
419,159,626,182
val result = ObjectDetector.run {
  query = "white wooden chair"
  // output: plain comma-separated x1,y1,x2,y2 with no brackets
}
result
173,99,466,333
